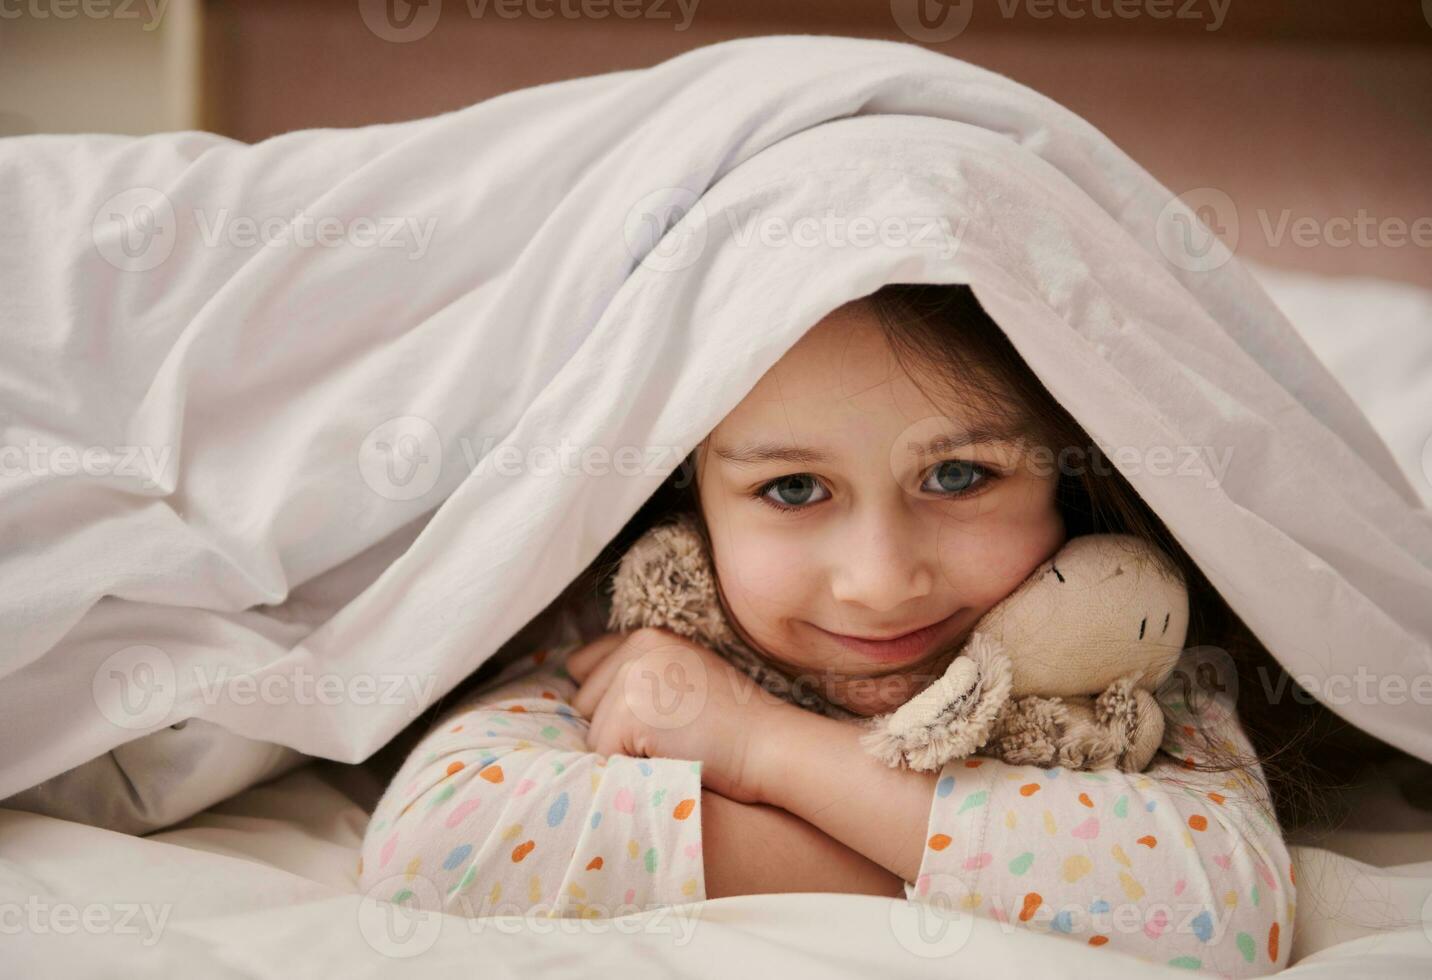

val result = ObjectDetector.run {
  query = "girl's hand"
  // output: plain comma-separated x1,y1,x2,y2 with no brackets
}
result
567,628,786,804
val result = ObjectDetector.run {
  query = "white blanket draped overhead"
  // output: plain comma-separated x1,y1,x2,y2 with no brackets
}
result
2,35,1429,804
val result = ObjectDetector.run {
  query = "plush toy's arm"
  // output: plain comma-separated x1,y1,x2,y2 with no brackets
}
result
985,694,1070,769
860,633,1014,771
1097,675,1166,772
983,673,1166,773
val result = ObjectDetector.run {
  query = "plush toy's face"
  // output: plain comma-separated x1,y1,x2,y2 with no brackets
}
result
693,298,1067,716
976,533,1191,699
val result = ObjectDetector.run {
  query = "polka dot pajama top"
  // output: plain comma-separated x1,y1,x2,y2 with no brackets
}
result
905,686,1294,976
360,636,1293,977
359,638,706,921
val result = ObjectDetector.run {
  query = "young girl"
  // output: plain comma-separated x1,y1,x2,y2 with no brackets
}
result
360,283,1346,975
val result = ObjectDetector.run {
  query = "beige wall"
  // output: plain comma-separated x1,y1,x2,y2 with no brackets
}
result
2,1,1428,286
0,0,201,136
196,0,1432,288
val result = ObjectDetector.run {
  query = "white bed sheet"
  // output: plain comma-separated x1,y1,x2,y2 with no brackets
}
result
4,759,1430,979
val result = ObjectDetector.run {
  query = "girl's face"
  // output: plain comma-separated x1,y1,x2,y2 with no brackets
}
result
696,299,1067,716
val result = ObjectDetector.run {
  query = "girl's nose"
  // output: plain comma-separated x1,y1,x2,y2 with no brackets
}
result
827,510,936,613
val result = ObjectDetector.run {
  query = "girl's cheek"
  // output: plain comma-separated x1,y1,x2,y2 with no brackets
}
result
714,531,813,634
935,509,1065,608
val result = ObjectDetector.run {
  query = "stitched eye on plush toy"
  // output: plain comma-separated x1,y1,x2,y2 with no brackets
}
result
1137,610,1176,641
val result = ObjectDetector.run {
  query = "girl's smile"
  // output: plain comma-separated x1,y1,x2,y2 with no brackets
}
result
805,605,968,668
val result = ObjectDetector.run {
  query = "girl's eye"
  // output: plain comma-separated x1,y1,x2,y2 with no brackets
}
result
755,474,830,512
921,460,991,496
754,462,993,514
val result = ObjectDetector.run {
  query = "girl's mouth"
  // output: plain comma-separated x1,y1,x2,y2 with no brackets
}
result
810,609,966,666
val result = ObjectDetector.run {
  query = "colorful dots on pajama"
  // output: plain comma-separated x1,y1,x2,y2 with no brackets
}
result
358,639,705,919
907,683,1294,978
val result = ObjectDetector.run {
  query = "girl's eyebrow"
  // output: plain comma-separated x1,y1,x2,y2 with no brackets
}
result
712,442,833,466
904,421,1034,457
712,421,1031,467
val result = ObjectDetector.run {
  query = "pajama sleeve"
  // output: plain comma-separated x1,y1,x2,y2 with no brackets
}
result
358,640,706,919
906,681,1295,977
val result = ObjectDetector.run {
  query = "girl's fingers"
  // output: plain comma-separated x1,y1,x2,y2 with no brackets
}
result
584,661,633,758
565,632,626,683
585,694,614,756
571,641,635,719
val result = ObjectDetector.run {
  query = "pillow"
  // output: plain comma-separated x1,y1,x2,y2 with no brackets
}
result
1246,260,1432,509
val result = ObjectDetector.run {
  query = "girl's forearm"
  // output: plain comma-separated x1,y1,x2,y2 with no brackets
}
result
750,708,939,883
699,789,906,899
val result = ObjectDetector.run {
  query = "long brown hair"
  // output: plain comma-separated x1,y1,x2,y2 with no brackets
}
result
555,282,1404,834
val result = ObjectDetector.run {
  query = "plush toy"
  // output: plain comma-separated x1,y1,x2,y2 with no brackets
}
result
606,513,1189,773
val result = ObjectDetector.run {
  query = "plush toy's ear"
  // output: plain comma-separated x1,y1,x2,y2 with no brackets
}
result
606,513,740,651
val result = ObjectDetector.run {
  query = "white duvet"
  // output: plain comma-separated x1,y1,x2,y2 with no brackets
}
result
2,33,1428,807
2,31,1431,976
